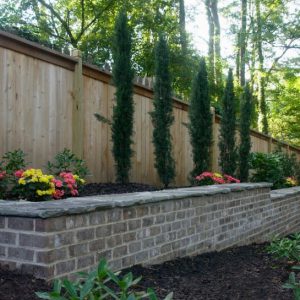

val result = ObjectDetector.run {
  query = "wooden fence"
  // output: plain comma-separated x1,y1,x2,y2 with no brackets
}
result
1,30,299,186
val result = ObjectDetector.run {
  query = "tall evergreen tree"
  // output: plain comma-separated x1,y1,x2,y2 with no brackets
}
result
219,69,237,175
188,58,212,178
239,83,252,181
151,35,175,187
111,11,134,183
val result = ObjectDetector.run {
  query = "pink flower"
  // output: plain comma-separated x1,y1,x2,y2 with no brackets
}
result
53,189,64,199
71,189,79,196
52,179,63,188
0,171,6,180
213,177,225,184
15,170,24,178
224,174,240,183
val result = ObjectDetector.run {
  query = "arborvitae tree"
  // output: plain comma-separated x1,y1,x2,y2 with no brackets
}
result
239,83,252,181
219,69,237,175
111,11,134,183
151,35,175,187
188,58,212,178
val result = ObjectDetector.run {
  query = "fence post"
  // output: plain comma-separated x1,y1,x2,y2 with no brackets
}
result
268,137,272,153
71,49,84,159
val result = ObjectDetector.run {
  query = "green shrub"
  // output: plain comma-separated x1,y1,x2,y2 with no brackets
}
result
36,259,173,300
283,267,300,300
266,233,300,262
47,149,89,179
0,149,27,198
249,151,299,189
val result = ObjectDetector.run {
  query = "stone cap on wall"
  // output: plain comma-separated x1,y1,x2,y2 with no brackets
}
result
0,183,272,219
270,186,300,200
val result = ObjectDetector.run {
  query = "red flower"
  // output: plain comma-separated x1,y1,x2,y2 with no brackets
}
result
14,170,24,178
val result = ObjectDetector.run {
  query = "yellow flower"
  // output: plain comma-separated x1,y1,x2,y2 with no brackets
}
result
213,172,223,178
80,179,85,184
18,178,26,185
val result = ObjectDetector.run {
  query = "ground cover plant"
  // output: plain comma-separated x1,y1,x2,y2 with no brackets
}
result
194,171,240,185
36,259,173,300
267,233,300,299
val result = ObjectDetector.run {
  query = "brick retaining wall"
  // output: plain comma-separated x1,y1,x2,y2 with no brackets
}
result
0,183,300,280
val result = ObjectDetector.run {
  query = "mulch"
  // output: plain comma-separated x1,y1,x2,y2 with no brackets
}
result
0,243,294,300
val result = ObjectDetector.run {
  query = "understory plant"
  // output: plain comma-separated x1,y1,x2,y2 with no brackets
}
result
36,259,173,300
47,148,89,179
250,152,299,189
194,172,240,186
266,234,300,263
0,149,27,198
283,267,300,300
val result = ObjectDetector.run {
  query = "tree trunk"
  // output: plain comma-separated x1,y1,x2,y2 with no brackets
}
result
255,0,268,134
240,0,247,87
179,0,187,54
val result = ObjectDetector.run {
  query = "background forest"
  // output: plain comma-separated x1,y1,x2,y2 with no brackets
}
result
0,0,299,146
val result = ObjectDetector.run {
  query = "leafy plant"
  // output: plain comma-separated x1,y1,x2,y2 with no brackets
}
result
47,149,89,179
194,171,240,186
36,259,173,300
250,151,300,189
1,149,27,175
283,268,300,300
151,34,175,188
188,58,212,179
266,234,300,262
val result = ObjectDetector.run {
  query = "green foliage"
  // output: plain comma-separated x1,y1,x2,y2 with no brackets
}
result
239,83,252,181
36,259,173,300
111,11,134,184
151,35,175,188
219,69,237,175
250,151,300,189
47,149,89,179
188,58,212,179
2,149,27,175
267,233,300,262
283,270,300,300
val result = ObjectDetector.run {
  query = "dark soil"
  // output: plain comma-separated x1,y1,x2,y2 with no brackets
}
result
79,182,159,197
0,243,294,300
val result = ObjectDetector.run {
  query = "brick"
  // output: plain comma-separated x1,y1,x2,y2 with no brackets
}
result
176,211,186,219
128,219,141,231
123,207,136,219
21,264,54,279
69,243,88,257
76,228,94,242
35,218,66,232
123,232,136,243
106,235,122,248
8,247,34,261
155,215,165,224
142,238,154,249
96,249,112,262
77,254,94,269
135,250,149,263
96,225,112,237
19,233,54,248
36,248,67,264
89,239,105,252
89,211,106,225
0,245,5,257
54,232,74,247
128,241,141,253
0,232,16,245
122,255,135,268
55,259,76,275
166,212,176,222
0,218,5,228
107,209,122,223
150,226,161,236
66,215,89,229
8,218,34,231
136,206,149,218
113,245,127,258
113,222,127,234
150,205,160,214
142,217,154,227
